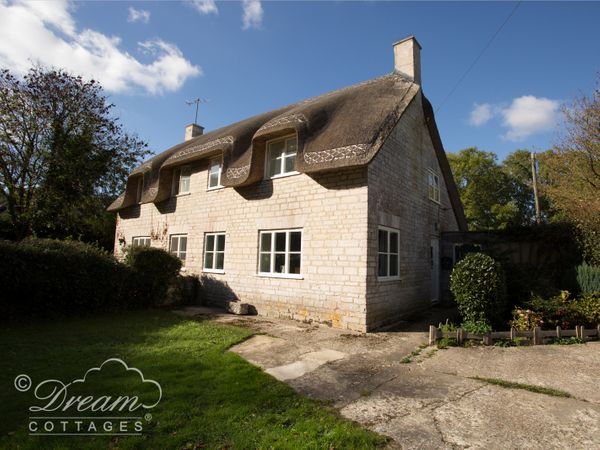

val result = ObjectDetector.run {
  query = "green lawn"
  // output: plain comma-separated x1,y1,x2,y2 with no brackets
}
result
0,310,385,449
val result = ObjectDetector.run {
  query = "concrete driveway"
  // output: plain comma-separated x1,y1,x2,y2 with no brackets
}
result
176,306,600,449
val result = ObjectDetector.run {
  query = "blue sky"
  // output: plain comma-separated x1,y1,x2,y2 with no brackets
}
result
0,1,598,161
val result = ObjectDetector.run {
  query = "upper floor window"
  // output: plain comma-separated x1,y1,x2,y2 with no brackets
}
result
169,234,187,263
132,236,151,247
135,177,143,203
378,226,400,280
428,169,440,203
266,135,298,178
203,232,225,272
207,157,223,190
172,167,192,196
258,229,302,278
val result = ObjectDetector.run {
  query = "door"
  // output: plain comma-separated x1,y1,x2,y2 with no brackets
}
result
430,238,440,303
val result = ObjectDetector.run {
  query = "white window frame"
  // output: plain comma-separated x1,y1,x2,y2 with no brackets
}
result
265,135,298,179
207,156,223,190
135,177,143,203
172,166,192,196
377,226,400,281
258,229,303,279
428,169,441,204
203,232,226,274
169,234,188,264
132,236,151,247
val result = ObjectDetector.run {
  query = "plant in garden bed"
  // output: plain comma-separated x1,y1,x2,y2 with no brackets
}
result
450,252,507,329
550,337,586,345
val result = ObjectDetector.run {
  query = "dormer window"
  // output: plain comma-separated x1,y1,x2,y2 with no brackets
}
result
266,135,298,178
172,166,191,196
207,156,223,190
135,176,143,203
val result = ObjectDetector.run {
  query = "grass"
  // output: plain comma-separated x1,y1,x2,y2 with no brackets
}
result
471,377,573,398
0,310,386,449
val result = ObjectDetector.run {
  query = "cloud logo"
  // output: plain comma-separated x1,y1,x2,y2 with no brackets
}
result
28,358,162,413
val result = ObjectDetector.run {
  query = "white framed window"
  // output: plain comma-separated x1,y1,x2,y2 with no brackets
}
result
172,166,192,196
132,236,151,247
203,232,225,273
428,169,441,203
378,226,400,280
207,156,223,190
266,135,298,178
169,234,188,263
135,177,143,203
258,229,302,278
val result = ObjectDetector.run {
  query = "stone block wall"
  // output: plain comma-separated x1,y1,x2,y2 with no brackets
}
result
365,93,459,330
116,162,370,331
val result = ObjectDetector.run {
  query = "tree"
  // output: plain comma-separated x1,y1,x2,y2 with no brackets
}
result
540,76,600,264
0,67,149,247
448,147,520,230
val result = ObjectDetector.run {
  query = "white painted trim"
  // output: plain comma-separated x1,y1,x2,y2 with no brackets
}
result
203,269,225,275
257,228,303,277
265,134,298,179
377,225,400,281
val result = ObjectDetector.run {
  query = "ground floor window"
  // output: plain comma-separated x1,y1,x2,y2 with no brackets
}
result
378,226,400,280
204,232,225,272
258,229,302,277
169,234,187,262
132,236,151,247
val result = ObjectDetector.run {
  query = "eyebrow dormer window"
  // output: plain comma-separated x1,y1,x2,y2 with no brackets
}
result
267,135,298,178
207,156,223,190
172,166,191,196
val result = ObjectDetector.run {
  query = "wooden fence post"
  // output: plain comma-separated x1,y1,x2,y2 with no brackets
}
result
456,328,464,345
597,324,600,338
483,331,492,346
429,325,437,346
533,327,542,345
556,326,561,338
576,325,581,339
510,328,516,340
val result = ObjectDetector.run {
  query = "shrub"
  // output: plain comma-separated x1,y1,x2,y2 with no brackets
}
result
461,320,492,334
576,263,600,294
0,238,137,320
450,252,506,328
572,293,600,326
124,246,182,307
509,308,544,331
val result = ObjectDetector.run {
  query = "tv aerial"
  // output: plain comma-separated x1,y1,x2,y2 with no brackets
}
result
186,98,210,124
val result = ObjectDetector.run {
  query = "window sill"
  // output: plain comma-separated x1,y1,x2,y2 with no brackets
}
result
206,185,224,192
257,273,303,280
268,171,300,180
175,192,191,198
428,198,441,205
378,276,400,282
203,269,225,274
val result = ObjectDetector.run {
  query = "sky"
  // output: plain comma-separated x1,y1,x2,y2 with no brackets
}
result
0,0,598,161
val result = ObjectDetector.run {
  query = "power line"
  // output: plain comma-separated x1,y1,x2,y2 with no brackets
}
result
435,1,522,113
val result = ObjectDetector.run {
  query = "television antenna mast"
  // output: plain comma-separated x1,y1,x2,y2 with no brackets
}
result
186,98,210,125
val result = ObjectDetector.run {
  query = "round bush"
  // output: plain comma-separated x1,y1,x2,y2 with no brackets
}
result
450,252,506,327
125,246,182,307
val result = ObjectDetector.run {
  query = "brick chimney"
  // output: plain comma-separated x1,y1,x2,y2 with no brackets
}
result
185,123,204,141
393,36,421,85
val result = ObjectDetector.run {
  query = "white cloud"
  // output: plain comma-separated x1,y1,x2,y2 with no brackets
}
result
469,103,493,127
242,0,263,30
128,6,150,24
501,95,560,141
188,0,218,15
0,0,200,95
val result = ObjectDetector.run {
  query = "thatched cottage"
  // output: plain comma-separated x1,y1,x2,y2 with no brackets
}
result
109,36,467,332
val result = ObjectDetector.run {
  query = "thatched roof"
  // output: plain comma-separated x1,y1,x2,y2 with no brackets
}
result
107,72,467,230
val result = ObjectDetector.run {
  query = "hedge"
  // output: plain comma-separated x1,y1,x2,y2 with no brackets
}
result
0,239,182,320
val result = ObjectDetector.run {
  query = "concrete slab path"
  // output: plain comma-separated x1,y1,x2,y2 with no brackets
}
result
174,306,600,449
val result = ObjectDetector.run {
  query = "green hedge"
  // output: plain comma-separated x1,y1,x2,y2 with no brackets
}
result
450,252,507,328
0,239,182,320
